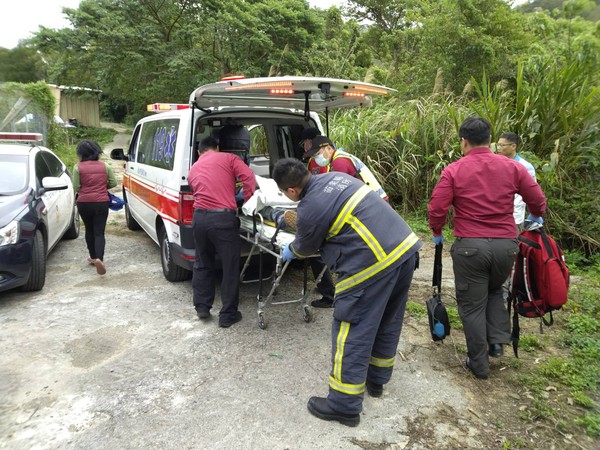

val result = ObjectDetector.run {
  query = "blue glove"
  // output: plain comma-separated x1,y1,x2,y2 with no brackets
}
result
432,235,444,245
235,189,244,202
281,244,296,262
527,214,544,225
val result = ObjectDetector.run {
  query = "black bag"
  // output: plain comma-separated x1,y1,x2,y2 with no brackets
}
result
426,243,451,341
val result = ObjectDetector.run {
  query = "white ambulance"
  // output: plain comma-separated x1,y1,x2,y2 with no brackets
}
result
110,76,395,281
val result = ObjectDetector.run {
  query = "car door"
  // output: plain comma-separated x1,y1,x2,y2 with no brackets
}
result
40,151,73,240
34,152,62,250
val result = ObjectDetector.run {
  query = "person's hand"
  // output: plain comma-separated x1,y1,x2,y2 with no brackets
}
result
281,244,296,262
235,189,244,202
432,235,444,245
527,214,544,225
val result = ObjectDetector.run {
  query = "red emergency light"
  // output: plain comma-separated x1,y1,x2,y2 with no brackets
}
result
221,75,246,81
0,132,44,143
343,92,366,98
269,88,295,95
147,103,190,112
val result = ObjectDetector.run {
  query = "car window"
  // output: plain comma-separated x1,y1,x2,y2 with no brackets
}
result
35,153,52,187
40,151,65,177
137,119,178,170
0,155,28,195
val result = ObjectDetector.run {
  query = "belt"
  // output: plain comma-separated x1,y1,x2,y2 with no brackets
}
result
194,208,236,214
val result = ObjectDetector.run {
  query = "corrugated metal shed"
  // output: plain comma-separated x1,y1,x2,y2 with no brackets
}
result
48,84,102,127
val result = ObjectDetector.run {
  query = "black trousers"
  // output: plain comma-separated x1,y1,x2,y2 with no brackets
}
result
309,258,335,300
77,202,109,261
192,210,241,321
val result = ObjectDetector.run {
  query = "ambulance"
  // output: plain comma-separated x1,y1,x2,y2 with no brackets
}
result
110,76,395,281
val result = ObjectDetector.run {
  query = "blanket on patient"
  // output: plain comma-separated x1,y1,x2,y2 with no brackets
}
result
242,175,298,216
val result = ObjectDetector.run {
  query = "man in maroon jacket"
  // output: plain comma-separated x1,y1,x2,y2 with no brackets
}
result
188,135,256,328
428,117,546,379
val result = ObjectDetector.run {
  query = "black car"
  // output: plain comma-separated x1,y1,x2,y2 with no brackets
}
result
0,133,79,292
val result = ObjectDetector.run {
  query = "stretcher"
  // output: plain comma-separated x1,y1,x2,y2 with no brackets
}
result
239,212,326,329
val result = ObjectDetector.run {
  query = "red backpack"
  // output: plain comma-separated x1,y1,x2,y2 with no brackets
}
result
508,226,570,357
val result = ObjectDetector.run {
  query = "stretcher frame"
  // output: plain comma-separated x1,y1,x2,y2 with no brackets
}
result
239,213,326,329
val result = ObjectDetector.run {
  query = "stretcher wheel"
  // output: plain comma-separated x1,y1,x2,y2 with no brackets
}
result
258,312,267,329
303,306,313,323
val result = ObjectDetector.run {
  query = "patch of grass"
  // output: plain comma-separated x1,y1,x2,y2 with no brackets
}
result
576,412,600,439
501,437,527,449
446,305,462,330
572,391,595,409
406,301,427,319
519,335,543,353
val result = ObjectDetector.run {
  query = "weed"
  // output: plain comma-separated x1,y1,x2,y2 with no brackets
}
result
519,335,543,353
406,301,427,320
572,391,594,409
501,437,527,449
576,412,600,439
445,305,462,330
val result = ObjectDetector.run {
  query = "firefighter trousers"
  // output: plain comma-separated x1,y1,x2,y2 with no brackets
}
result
327,252,417,415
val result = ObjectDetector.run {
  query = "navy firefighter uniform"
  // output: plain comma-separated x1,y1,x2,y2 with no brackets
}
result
288,172,422,416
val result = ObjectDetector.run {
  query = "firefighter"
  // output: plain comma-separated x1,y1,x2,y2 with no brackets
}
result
273,158,422,427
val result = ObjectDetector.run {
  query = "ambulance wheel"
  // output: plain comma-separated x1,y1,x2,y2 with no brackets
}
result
159,228,190,282
258,312,267,329
303,306,312,323
125,204,142,231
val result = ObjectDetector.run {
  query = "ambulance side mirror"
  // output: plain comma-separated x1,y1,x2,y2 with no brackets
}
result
110,148,127,161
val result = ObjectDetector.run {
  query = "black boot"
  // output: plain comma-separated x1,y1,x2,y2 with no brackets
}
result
307,397,360,427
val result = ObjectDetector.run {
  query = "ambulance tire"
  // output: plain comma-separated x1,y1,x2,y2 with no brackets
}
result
159,228,190,282
125,204,142,231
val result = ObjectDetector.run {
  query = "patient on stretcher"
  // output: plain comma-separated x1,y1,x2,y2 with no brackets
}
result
241,175,298,233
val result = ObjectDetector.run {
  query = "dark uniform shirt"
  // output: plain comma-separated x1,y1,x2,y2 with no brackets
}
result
289,173,421,294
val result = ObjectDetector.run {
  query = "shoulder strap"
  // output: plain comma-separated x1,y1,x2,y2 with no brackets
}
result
432,243,443,294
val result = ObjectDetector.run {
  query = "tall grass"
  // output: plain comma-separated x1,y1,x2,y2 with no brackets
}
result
329,57,600,254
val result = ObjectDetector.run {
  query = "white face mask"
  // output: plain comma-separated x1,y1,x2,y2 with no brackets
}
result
314,154,330,167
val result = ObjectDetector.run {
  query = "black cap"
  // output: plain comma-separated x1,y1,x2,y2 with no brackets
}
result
306,135,334,157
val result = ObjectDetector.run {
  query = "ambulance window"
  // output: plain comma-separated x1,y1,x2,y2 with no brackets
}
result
275,125,301,160
137,119,179,170
249,125,268,157
128,125,141,162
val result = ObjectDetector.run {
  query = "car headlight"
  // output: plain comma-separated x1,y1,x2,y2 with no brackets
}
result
0,221,19,246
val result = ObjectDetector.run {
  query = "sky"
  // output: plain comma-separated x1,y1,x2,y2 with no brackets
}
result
0,0,527,50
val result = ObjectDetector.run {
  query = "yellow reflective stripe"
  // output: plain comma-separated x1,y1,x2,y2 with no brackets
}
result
333,322,350,381
328,185,371,239
328,375,366,395
347,215,385,261
336,232,419,294
370,355,395,368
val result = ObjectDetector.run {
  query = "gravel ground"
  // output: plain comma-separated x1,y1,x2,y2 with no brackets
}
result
0,127,507,450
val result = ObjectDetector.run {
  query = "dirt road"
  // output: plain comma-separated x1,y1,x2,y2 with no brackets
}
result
0,128,588,449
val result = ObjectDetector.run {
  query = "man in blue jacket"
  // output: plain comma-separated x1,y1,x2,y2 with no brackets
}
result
273,158,422,427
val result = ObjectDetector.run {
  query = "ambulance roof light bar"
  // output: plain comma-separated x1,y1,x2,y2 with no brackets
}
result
0,132,44,144
147,103,190,113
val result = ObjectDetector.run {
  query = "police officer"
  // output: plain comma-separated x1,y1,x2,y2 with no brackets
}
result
273,158,422,427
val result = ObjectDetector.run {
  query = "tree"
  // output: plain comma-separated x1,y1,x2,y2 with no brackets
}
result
0,46,45,83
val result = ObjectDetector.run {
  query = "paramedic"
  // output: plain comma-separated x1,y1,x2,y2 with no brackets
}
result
306,135,389,201
428,117,547,379
73,140,117,275
496,132,537,230
188,136,256,328
274,158,422,427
